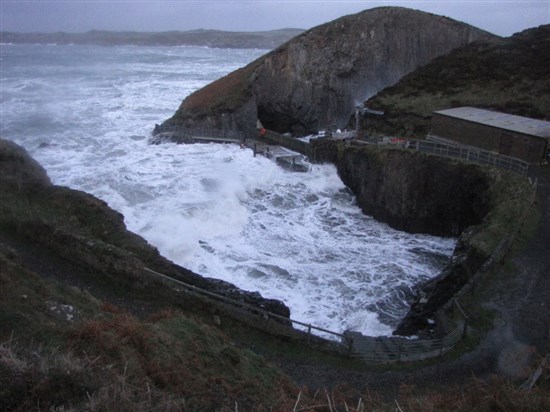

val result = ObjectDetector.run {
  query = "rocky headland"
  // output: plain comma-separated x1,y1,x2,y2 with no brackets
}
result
3,7,549,410
155,7,497,138
358,24,550,137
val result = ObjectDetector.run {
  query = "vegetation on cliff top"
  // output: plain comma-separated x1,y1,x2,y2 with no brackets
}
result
171,57,265,124
362,24,550,137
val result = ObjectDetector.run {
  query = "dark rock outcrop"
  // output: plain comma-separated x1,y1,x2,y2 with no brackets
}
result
0,139,290,319
310,139,532,335
359,24,550,138
393,226,487,335
0,139,52,187
157,7,497,138
311,139,492,237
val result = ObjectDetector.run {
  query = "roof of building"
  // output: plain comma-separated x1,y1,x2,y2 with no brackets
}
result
433,107,550,139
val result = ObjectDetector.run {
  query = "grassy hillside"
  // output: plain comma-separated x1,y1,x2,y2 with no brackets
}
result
361,24,550,137
0,254,299,410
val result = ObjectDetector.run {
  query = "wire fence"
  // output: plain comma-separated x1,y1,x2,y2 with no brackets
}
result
141,266,473,363
422,135,529,176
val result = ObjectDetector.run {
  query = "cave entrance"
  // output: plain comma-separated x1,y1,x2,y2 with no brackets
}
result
257,105,307,136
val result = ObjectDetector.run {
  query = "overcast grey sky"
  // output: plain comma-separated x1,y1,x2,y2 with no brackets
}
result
1,1,549,37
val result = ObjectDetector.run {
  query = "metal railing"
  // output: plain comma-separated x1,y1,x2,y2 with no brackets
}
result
151,126,245,144
352,135,530,175
142,267,347,344
345,298,468,363
420,136,530,176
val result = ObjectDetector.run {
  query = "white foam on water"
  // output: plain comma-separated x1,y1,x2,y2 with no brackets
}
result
1,44,456,338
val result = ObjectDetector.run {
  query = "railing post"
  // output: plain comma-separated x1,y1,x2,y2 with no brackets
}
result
347,337,354,356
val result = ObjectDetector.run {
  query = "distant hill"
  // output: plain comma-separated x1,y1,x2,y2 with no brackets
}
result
0,28,304,49
360,24,550,137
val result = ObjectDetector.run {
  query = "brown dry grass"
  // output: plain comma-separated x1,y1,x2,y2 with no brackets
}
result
2,334,548,411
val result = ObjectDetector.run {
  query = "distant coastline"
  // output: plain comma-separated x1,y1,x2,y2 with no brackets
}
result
0,28,304,49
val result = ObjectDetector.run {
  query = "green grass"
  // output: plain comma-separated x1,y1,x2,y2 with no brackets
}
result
469,171,535,257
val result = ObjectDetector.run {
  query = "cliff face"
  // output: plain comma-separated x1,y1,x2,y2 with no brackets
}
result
158,7,497,138
311,139,491,237
310,139,533,335
360,24,550,138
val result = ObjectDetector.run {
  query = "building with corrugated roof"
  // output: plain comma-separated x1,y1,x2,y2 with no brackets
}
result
430,107,550,163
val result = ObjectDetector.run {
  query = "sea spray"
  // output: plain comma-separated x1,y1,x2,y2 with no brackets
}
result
1,44,456,337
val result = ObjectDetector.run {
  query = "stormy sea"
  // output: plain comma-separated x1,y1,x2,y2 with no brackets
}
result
1,44,456,337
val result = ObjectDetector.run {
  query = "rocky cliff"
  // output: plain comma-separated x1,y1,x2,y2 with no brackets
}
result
310,139,533,335
156,7,497,139
359,24,550,138
311,139,492,237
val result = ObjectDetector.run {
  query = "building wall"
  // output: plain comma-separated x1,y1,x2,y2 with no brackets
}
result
431,113,548,163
